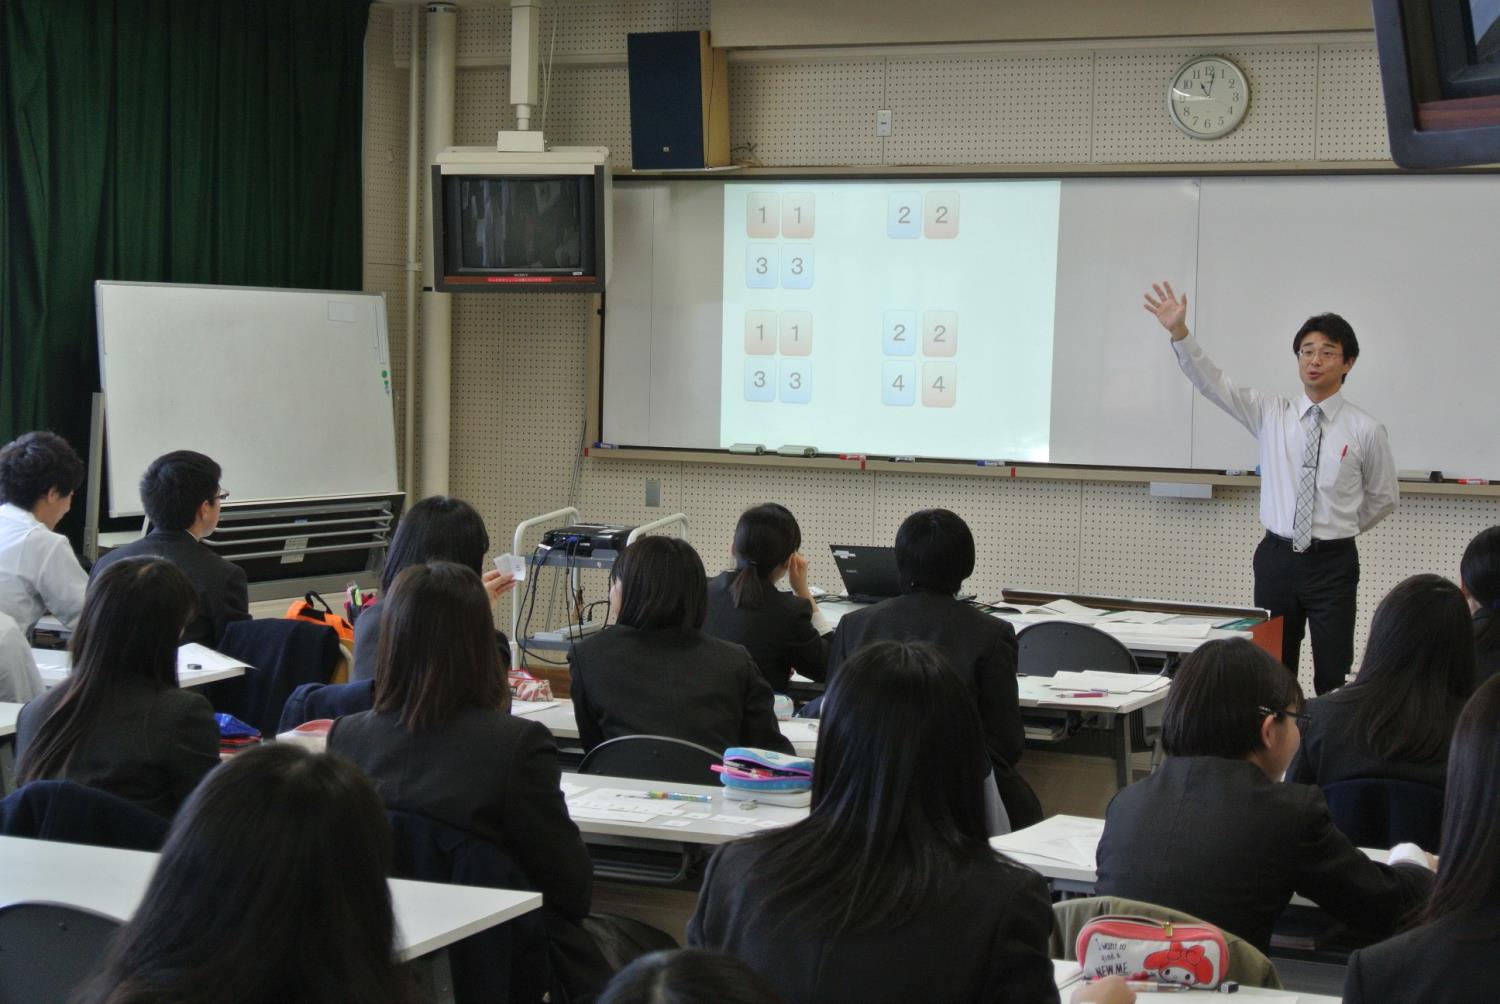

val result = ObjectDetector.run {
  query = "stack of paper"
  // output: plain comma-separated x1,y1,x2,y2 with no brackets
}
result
566,787,687,823
990,815,1102,868
1048,671,1169,694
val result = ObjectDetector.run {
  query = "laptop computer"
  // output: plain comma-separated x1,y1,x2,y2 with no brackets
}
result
828,544,903,604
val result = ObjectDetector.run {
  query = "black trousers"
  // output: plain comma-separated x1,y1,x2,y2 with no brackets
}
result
1252,531,1359,696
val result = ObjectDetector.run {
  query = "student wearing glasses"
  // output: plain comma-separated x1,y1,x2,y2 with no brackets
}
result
1288,574,1474,791
1143,284,1398,695
91,450,249,646
1343,674,1500,1002
1096,638,1433,954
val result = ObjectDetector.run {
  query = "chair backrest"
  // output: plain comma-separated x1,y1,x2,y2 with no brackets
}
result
386,810,551,1004
208,619,341,736
0,902,122,1004
1017,621,1139,677
1322,778,1445,852
577,735,721,785
0,780,169,852
1049,895,1283,990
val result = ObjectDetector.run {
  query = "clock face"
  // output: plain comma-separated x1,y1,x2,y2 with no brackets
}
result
1169,57,1249,139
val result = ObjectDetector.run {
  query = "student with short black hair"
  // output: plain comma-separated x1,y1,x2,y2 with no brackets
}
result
703,503,832,693
89,450,249,646
689,641,1133,1004
79,743,413,1004
15,558,219,818
351,495,516,682
1461,525,1500,684
1344,675,1500,1002
329,560,598,994
1096,637,1434,954
0,430,88,632
823,508,1033,825
1289,574,1474,790
599,949,788,1004
569,536,793,754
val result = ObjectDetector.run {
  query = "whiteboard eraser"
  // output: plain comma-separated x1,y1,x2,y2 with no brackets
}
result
729,443,767,455
776,445,817,457
1398,469,1442,482
1150,481,1213,499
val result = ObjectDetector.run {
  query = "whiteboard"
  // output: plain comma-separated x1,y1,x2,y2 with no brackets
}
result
602,173,1500,475
96,282,399,517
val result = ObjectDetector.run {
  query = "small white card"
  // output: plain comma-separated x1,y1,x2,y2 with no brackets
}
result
494,553,527,581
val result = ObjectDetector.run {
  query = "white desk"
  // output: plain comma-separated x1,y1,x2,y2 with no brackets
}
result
515,699,820,759
32,644,247,691
0,834,540,962
562,773,806,846
1053,963,1340,1002
994,814,1388,909
0,701,19,738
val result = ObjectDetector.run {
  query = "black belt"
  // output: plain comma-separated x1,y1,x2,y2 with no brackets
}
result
1264,530,1356,553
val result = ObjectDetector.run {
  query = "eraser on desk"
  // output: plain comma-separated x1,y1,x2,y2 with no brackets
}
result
494,553,527,581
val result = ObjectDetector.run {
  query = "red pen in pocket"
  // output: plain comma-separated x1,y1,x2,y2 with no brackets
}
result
1340,445,1348,460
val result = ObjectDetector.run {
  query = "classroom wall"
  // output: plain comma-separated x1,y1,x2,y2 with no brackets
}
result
360,3,1500,690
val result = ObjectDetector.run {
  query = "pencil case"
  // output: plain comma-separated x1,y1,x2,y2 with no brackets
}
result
1076,916,1229,990
713,747,813,794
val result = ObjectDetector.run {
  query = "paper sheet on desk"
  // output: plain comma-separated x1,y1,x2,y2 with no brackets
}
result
991,817,1100,867
510,699,558,716
567,788,688,823
178,643,249,673
1049,671,1169,694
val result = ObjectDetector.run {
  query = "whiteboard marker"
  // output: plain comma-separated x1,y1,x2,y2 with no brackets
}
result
1457,478,1490,485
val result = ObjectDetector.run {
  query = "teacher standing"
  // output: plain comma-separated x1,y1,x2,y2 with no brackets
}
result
1143,282,1398,695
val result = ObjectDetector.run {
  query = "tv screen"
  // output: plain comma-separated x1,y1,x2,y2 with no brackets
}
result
433,169,605,291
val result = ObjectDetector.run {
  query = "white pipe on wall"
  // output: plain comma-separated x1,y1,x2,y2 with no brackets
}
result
403,5,421,495
509,0,541,131
420,2,457,497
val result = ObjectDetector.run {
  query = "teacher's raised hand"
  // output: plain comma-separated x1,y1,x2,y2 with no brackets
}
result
1142,281,1190,341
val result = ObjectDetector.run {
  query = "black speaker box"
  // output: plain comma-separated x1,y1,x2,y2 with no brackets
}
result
626,31,730,170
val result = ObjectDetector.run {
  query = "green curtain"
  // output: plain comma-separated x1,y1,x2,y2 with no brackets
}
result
0,0,368,536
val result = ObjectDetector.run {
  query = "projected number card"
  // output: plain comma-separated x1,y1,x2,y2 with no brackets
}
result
720,181,1061,460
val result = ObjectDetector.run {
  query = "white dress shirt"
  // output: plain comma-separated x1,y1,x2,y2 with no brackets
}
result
0,503,88,632
0,609,42,703
1172,335,1398,541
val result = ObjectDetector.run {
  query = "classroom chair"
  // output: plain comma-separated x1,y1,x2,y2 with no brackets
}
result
1322,778,1444,853
207,619,341,736
1049,895,1283,990
0,780,168,852
578,735,721,786
0,902,121,1004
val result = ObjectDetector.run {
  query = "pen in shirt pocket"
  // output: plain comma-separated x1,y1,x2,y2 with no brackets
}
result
1340,444,1348,460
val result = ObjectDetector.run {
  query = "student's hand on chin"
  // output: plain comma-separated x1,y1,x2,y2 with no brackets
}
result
481,568,518,602
787,552,812,597
1072,975,1136,1004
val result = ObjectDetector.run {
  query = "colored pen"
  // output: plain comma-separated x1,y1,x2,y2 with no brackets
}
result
838,453,867,460
1341,444,1348,460
976,460,1011,467
1062,691,1108,698
891,456,916,463
643,791,712,803
1458,478,1490,485
1086,979,1188,993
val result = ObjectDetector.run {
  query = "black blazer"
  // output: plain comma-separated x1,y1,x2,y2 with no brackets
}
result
827,591,1023,770
687,839,1060,1004
92,529,250,647
1475,608,1500,686
567,624,793,755
702,571,830,692
328,707,592,923
1096,756,1432,954
1344,907,1500,1003
1286,687,1449,789
15,680,219,819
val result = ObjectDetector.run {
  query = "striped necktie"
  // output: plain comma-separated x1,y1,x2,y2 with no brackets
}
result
1292,404,1323,552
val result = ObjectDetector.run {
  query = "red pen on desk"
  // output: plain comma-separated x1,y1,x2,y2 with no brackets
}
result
1341,444,1348,460
1063,691,1108,698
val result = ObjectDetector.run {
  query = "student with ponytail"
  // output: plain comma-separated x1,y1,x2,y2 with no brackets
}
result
703,503,832,693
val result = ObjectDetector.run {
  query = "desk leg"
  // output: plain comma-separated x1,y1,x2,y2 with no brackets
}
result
1114,714,1133,789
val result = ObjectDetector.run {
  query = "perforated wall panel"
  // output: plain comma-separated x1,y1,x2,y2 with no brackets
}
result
1092,47,1318,163
728,60,887,166
1316,44,1392,161
537,66,634,170
885,54,1094,165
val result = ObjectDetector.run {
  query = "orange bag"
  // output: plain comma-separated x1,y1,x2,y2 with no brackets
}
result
285,592,355,646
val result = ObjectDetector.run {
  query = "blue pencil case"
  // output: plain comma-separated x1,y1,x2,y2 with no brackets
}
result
713,747,814,793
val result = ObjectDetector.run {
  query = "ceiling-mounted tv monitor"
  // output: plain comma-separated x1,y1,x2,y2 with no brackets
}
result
432,147,611,292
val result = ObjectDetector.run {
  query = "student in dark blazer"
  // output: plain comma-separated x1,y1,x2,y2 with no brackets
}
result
16,558,219,818
1096,638,1434,954
822,508,1034,826
1461,526,1500,685
569,536,793,755
350,495,517,682
702,503,831,693
328,560,599,996
1344,674,1500,1003
688,641,1133,1004
78,744,413,1004
90,451,249,647
1288,574,1474,791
